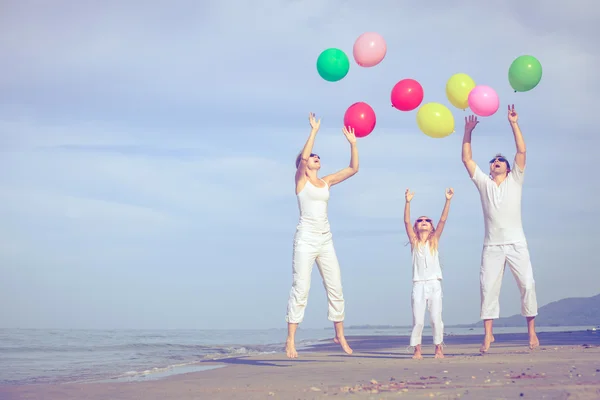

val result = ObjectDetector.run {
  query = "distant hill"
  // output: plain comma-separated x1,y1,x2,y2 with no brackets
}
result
458,293,600,328
345,294,600,330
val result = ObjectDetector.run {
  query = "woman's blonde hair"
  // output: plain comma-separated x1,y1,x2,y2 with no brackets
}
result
411,217,439,254
295,152,302,169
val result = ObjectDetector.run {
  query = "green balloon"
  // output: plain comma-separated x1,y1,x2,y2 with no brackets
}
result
316,48,350,82
508,55,543,92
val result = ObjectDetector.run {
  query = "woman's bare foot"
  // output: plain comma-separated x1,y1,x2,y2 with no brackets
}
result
529,334,540,350
434,344,444,359
333,336,353,355
412,344,423,360
480,334,495,353
285,338,298,358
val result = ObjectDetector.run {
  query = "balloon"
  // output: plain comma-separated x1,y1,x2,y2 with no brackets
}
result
343,102,376,138
508,55,543,92
416,103,455,139
316,48,350,82
352,32,387,67
468,85,500,117
446,73,476,110
391,79,424,111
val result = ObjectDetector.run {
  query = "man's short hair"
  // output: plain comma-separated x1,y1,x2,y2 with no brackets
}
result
491,153,511,172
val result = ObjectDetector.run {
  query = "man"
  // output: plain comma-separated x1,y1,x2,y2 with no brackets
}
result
461,104,539,353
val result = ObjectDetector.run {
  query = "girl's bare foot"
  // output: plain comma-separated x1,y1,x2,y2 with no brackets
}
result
412,344,423,360
434,344,444,359
285,338,298,358
333,336,353,355
480,334,495,353
529,334,540,350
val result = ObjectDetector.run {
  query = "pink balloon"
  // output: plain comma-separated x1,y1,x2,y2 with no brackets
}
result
468,85,500,117
343,102,376,138
353,32,387,67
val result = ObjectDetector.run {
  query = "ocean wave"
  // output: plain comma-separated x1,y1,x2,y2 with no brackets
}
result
0,341,282,354
0,329,343,385
0,342,285,385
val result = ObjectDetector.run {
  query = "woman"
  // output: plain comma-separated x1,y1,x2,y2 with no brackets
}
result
403,187,454,359
285,112,359,358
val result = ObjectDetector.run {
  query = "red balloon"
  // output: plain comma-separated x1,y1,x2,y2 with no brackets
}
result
391,79,424,111
343,102,376,138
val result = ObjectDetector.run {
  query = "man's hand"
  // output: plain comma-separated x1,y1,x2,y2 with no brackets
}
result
465,115,479,132
342,126,357,145
445,188,454,200
508,104,518,123
309,112,321,131
405,188,414,203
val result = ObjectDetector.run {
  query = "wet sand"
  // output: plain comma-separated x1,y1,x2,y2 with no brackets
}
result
2,331,599,399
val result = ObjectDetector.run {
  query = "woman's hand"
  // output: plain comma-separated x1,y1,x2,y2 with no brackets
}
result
309,112,321,131
342,126,356,145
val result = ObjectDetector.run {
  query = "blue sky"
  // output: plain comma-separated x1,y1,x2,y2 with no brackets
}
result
1,0,598,330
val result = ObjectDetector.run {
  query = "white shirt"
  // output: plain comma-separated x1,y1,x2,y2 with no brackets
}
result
471,156,526,245
296,179,330,233
412,241,443,282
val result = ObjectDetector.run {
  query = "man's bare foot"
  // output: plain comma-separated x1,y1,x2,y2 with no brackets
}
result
286,338,298,358
434,344,444,359
529,334,539,350
412,344,423,360
333,336,353,355
480,334,495,353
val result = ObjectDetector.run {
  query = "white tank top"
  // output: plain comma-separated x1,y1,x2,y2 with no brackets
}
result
296,179,330,233
412,241,443,282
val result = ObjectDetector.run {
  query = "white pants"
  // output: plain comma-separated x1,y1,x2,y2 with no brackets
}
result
285,230,344,324
480,241,538,319
410,279,443,346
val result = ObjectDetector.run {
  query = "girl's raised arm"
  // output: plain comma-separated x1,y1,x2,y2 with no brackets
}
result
434,188,454,240
404,189,417,244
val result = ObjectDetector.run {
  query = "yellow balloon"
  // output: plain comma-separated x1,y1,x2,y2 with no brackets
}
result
416,103,455,138
446,73,476,110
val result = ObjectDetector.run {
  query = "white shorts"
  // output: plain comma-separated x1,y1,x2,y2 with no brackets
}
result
480,241,538,320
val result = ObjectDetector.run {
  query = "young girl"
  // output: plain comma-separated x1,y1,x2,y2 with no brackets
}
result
404,187,454,359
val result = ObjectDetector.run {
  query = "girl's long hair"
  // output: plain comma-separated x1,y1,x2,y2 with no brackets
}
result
410,218,439,254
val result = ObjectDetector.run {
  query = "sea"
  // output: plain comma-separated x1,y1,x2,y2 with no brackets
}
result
0,326,593,386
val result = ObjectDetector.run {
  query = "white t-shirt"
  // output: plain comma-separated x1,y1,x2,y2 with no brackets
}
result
471,156,526,245
412,241,443,282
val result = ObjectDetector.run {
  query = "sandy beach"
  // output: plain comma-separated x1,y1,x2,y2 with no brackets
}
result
2,331,599,400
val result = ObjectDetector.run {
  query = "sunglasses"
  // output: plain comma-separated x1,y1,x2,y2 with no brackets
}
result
489,157,508,164
416,219,432,223
310,153,320,159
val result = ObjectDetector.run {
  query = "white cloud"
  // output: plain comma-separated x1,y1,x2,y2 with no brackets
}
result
1,0,597,126
1,185,177,233
0,118,301,241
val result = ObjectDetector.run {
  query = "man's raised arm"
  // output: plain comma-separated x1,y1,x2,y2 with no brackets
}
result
508,104,526,170
462,115,480,178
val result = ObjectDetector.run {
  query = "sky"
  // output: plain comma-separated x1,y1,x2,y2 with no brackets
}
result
1,0,599,331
